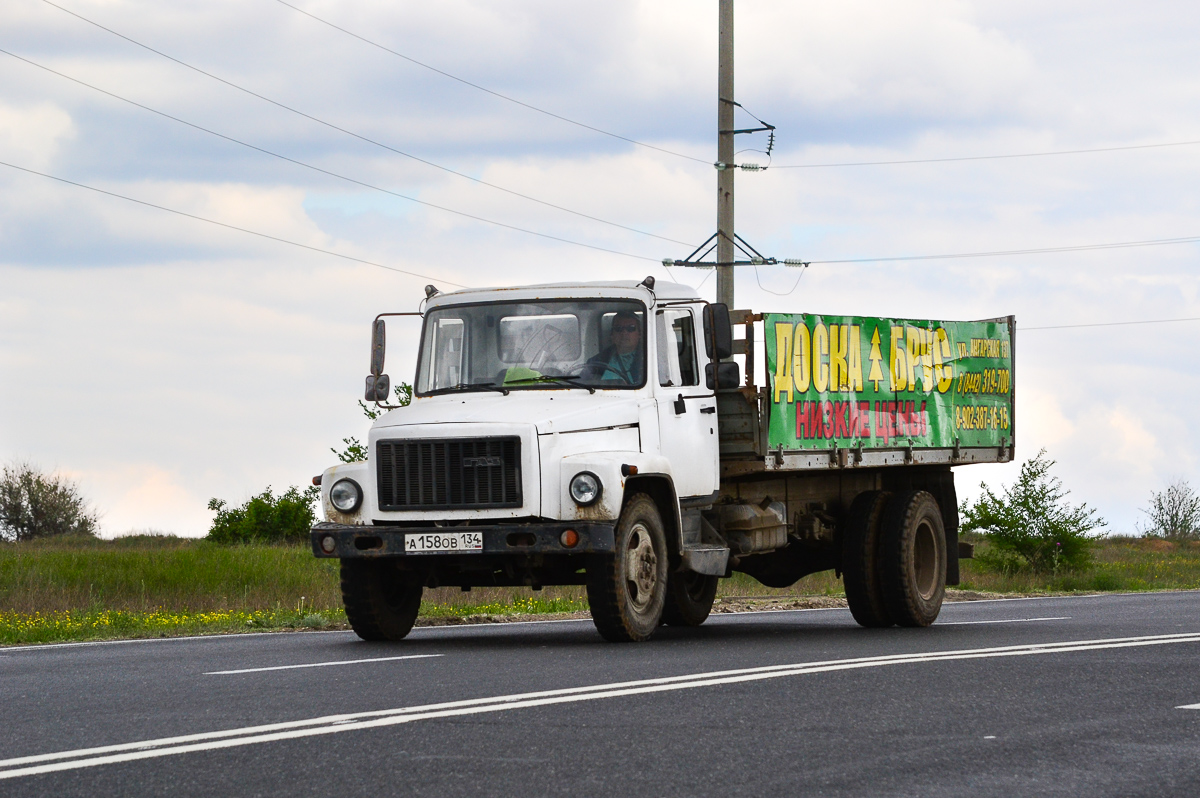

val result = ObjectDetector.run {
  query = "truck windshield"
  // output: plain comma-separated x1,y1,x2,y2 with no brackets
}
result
416,299,647,394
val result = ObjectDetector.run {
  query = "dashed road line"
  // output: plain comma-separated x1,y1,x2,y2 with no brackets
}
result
939,616,1070,626
204,654,443,675
3,631,1200,780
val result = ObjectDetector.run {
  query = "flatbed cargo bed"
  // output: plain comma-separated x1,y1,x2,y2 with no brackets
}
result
718,311,1015,476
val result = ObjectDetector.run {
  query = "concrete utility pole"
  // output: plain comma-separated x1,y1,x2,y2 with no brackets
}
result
716,0,735,308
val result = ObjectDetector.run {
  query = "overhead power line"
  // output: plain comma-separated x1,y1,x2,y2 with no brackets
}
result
808,235,1200,265
772,139,1200,169
0,160,469,285
8,160,1200,325
0,49,661,264
36,0,693,247
269,0,711,166
752,263,805,296
1023,317,1200,331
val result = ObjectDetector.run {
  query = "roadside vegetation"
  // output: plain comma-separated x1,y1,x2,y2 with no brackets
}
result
3,451,1200,646
3,533,1200,646
1138,478,1200,540
0,535,592,646
960,449,1104,573
716,537,1200,598
0,461,99,542
206,486,320,544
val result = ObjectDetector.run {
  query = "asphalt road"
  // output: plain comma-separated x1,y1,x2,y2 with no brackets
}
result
3,592,1200,797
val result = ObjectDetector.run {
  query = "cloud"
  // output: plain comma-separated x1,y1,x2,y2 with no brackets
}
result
742,0,1037,121
0,99,75,168
1,0,1198,537
85,464,203,537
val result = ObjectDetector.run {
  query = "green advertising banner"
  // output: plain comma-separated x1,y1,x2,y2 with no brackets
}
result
765,313,1014,451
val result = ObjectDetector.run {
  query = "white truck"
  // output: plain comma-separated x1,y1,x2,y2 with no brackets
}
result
311,277,1015,642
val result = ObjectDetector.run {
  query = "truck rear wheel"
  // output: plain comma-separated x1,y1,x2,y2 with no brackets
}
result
586,493,668,642
879,491,946,627
340,559,423,641
842,490,893,628
662,571,719,627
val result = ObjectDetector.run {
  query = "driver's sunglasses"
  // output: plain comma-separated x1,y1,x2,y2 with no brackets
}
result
613,325,639,333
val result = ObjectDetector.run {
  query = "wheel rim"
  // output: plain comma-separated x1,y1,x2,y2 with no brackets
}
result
624,523,659,612
913,520,939,600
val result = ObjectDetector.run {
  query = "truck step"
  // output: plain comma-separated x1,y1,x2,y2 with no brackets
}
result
681,545,730,576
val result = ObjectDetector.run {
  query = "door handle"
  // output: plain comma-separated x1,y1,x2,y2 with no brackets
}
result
700,406,716,414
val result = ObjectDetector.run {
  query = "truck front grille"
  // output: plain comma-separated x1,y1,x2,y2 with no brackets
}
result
376,437,522,511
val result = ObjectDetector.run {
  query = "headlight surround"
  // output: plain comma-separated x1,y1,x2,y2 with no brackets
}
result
329,478,363,513
569,472,602,506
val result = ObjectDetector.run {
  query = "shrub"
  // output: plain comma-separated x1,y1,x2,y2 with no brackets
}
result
961,450,1104,572
332,382,412,464
0,462,99,542
206,486,320,544
1140,480,1200,540
970,545,1025,577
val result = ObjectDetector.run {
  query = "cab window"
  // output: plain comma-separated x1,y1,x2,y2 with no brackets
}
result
656,309,698,387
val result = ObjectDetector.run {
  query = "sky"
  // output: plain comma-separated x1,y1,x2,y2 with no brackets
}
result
1,0,1198,536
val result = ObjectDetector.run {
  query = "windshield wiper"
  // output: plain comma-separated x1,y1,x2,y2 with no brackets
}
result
428,382,509,396
503,374,595,394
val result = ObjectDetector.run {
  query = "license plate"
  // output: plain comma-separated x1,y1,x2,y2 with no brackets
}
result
404,531,484,554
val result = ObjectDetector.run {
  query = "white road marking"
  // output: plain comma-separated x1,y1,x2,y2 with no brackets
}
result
1175,703,1200,709
709,606,845,617
939,617,1070,626
204,654,442,675
4,592,1185,654
3,631,1200,780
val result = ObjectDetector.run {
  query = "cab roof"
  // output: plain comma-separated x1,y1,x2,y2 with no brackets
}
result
426,279,701,308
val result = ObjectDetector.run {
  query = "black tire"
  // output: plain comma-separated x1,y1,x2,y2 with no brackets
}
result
879,491,947,627
340,559,423,641
662,571,719,627
842,490,893,628
586,493,669,642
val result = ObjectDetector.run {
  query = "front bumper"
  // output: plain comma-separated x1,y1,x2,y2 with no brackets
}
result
311,521,616,558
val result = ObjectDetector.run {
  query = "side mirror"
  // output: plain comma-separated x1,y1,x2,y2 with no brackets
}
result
365,373,391,403
706,361,740,390
370,318,386,376
703,303,734,360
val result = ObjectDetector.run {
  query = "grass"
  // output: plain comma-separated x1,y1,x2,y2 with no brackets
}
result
0,536,593,645
2,534,1199,646
957,535,1200,594
0,535,342,614
0,607,347,646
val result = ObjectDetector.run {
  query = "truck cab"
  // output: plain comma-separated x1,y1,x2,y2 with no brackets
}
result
313,279,733,641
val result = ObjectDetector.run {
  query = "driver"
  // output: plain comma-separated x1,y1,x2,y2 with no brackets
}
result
581,311,644,385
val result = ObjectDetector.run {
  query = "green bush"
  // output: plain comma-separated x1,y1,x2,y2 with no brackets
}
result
0,462,98,542
961,450,1104,572
206,486,320,544
970,545,1025,576
1140,479,1200,540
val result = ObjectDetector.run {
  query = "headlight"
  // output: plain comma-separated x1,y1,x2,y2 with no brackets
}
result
569,472,602,506
329,478,363,513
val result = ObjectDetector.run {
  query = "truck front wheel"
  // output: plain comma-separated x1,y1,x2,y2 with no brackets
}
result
662,571,719,627
586,493,668,642
879,491,947,627
340,559,423,641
